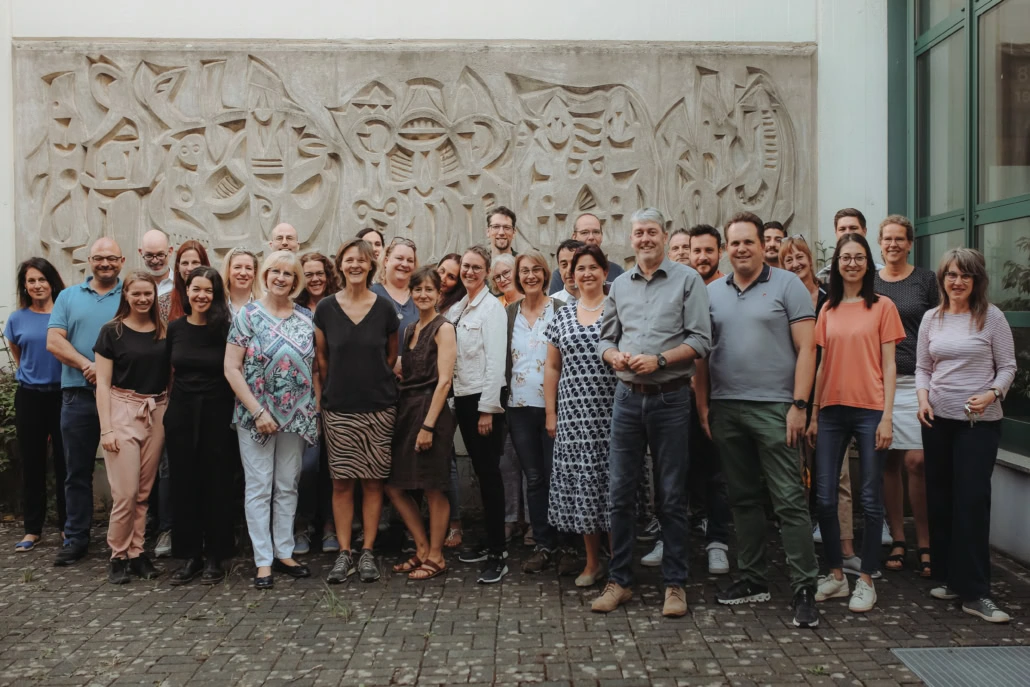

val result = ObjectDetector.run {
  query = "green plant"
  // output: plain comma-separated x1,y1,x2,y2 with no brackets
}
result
0,330,18,474
814,240,832,273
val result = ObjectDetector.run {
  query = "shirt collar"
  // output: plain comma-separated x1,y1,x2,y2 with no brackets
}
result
629,257,674,280
725,264,772,291
468,286,491,308
81,276,123,294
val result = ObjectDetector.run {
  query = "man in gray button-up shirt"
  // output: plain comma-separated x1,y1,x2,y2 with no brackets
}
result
592,207,712,618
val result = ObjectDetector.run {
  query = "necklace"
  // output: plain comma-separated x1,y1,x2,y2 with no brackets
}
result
578,300,604,312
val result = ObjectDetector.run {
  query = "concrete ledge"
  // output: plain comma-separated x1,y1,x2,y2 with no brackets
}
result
991,448,1030,566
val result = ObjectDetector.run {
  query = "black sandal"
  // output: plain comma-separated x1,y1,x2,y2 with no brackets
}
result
885,540,906,571
916,547,931,578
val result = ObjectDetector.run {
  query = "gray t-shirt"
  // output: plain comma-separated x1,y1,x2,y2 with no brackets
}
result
707,265,815,403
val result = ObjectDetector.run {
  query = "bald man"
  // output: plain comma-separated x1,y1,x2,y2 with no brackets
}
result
548,213,625,294
139,229,174,296
270,223,299,252
48,237,126,566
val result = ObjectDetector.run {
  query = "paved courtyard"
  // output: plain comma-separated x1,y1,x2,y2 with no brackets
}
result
0,521,1028,687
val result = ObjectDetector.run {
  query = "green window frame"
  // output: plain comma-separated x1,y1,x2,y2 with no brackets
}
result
894,0,1030,454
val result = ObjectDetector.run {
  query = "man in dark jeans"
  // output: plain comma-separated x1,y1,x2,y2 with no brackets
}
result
46,237,125,566
595,207,712,618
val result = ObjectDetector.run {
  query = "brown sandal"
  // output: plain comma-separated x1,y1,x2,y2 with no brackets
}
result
392,556,422,573
408,559,447,580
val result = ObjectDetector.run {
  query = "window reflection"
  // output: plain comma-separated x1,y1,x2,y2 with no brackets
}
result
917,31,966,217
980,218,1030,312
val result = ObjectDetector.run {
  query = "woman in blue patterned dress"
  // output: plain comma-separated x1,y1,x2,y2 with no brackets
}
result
544,244,618,587
224,250,320,590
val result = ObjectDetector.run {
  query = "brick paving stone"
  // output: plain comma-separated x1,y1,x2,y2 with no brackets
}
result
2,522,1030,685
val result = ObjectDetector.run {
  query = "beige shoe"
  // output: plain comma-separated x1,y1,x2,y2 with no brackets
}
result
591,581,632,613
663,586,688,617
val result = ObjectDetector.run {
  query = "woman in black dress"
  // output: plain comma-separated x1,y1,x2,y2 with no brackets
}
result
386,266,457,579
165,267,236,585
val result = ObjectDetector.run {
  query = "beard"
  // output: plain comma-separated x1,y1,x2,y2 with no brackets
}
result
143,264,169,279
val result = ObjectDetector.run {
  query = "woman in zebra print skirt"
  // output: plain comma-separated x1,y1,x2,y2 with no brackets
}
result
314,239,400,585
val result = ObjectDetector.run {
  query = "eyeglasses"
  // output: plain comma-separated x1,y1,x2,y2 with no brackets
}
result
461,264,485,274
303,271,326,280
518,266,547,277
90,255,122,264
575,228,602,237
838,255,867,265
944,271,973,283
141,252,169,261
488,223,515,233
789,234,807,244
880,237,909,245
492,269,513,283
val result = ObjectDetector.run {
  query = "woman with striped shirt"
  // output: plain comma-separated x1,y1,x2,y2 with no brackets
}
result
916,248,1016,623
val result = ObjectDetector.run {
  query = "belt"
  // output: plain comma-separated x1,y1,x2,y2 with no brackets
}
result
621,377,690,395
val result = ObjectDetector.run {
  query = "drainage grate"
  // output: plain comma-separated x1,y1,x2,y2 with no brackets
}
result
892,647,1030,687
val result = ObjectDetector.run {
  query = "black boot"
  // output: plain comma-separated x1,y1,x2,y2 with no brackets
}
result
128,553,162,580
108,558,131,585
200,559,225,585
169,557,204,585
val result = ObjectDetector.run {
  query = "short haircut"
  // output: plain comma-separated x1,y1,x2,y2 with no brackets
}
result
487,206,516,227
878,214,914,243
514,250,551,294
16,257,65,309
492,253,516,271
556,238,585,259
687,223,723,248
569,243,610,278
409,264,442,292
463,245,493,272
573,213,601,231
668,227,690,242
763,221,786,236
629,207,666,230
724,211,764,241
834,207,867,230
335,238,377,288
260,250,307,299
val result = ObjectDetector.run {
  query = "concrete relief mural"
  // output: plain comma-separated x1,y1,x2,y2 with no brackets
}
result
15,45,813,276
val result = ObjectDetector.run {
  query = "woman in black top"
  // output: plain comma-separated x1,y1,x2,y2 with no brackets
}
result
316,238,400,584
94,271,170,585
165,267,236,585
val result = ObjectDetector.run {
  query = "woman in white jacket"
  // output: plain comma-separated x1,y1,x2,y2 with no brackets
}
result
447,245,509,584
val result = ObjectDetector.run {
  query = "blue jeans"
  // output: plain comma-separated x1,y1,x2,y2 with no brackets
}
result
814,405,886,575
609,382,692,588
507,406,557,551
61,388,101,546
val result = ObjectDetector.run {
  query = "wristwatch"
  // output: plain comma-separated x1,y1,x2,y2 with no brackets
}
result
656,354,667,369
793,399,808,410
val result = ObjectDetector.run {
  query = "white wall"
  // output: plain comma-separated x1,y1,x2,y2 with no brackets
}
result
0,0,888,314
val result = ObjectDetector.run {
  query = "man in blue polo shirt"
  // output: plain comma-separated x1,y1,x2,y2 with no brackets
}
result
47,237,125,566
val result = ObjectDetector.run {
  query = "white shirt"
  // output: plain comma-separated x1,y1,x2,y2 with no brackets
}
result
157,275,174,297
447,287,507,413
509,300,557,408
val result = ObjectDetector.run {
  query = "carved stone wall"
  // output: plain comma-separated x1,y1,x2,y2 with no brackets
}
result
13,41,815,277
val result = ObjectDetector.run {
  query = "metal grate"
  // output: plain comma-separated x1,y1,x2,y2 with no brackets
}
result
892,647,1030,687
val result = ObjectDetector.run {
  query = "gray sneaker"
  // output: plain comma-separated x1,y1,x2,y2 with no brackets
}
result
357,548,380,582
842,555,882,579
962,597,1010,623
293,531,311,556
326,551,355,584
154,531,172,558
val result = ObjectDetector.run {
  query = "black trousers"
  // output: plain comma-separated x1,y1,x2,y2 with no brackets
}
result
15,385,66,536
454,394,506,555
164,391,236,561
922,417,1001,602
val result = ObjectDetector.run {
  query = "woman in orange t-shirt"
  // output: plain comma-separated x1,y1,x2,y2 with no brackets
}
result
805,234,905,615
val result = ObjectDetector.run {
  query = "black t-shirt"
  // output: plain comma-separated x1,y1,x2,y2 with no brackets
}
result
874,267,939,376
313,294,399,413
93,322,170,394
166,318,232,397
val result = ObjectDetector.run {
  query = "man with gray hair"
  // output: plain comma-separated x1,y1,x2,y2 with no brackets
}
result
594,207,712,618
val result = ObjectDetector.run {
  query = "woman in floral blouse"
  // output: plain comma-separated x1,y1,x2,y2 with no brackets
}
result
224,250,320,590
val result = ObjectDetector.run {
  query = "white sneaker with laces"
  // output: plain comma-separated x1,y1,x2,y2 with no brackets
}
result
706,542,729,575
641,540,663,567
812,524,823,543
849,578,877,613
815,573,849,601
880,521,892,546
930,585,959,600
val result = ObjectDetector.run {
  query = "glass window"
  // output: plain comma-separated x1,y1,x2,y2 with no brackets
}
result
917,31,967,217
917,0,965,37
980,217,1030,311
916,229,966,268
979,0,1030,204
1003,327,1030,424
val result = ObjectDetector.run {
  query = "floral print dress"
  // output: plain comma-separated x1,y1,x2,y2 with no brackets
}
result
227,301,318,445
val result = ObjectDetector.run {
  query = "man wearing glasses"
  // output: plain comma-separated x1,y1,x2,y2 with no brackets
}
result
549,213,625,294
47,238,126,566
486,207,518,258
269,223,300,253
139,229,174,297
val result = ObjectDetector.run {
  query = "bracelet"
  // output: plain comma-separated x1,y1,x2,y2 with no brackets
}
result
421,424,435,433
101,430,114,436
253,407,266,420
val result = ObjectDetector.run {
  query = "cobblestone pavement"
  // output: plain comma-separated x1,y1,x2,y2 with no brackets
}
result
0,522,1027,687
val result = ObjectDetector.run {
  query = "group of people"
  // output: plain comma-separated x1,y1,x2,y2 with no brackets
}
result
5,204,1016,628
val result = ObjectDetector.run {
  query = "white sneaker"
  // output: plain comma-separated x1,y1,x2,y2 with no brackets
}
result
930,586,959,600
848,578,877,613
880,521,892,546
815,574,849,601
812,524,823,543
154,531,172,558
641,540,663,567
706,542,729,575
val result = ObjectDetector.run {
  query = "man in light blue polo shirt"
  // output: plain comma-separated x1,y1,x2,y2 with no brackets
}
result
47,237,124,566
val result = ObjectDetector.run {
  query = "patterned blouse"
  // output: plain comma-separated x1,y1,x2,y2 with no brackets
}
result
227,301,318,445
509,299,557,408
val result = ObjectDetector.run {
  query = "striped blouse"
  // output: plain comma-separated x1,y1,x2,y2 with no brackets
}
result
915,305,1016,422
